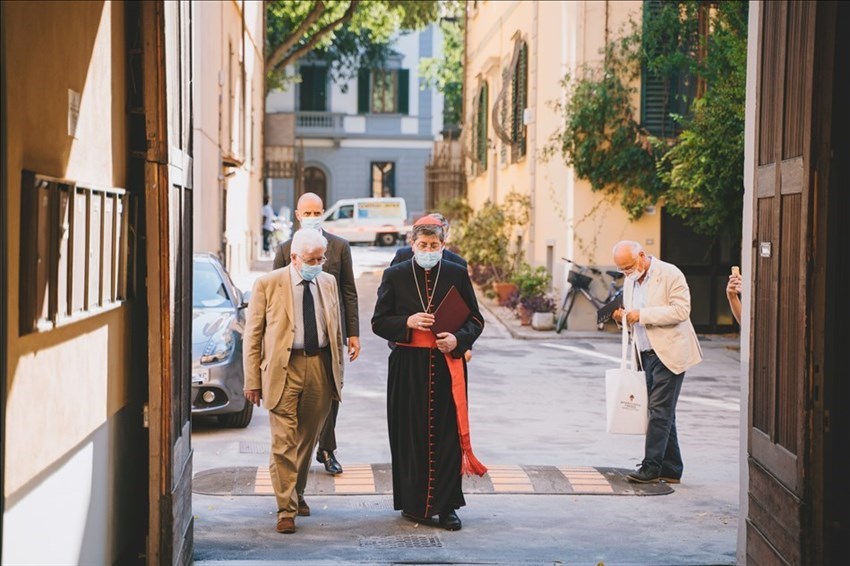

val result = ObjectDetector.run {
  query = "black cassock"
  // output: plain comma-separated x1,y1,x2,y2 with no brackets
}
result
372,258,484,519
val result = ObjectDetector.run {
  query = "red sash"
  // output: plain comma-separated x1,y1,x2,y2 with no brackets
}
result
397,329,488,477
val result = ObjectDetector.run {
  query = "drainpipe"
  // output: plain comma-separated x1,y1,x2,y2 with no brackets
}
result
528,1,539,261
219,0,227,264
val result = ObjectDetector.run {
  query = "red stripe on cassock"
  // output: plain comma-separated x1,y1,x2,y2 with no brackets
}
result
397,330,488,477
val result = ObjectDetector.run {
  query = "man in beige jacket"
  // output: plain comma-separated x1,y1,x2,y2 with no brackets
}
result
612,240,703,484
243,228,345,534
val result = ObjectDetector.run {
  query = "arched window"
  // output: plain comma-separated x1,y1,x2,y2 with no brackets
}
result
303,166,327,204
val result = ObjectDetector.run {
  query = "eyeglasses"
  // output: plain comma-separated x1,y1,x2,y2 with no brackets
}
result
617,262,637,274
299,255,327,266
413,242,443,252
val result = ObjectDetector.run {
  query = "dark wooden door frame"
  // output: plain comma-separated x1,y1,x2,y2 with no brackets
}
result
810,2,846,562
141,2,194,563
0,1,8,558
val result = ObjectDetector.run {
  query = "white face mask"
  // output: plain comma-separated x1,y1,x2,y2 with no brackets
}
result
627,269,645,282
300,216,323,231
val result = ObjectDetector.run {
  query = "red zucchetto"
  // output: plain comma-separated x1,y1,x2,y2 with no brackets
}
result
414,215,441,226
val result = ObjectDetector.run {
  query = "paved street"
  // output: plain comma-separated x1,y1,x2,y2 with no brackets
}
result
194,246,741,565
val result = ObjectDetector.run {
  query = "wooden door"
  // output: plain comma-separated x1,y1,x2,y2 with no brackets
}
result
747,2,816,563
142,1,194,564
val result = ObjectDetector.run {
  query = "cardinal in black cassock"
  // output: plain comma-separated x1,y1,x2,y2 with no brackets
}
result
372,216,485,531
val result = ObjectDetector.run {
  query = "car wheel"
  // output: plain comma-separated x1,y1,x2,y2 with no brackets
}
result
218,398,254,428
376,233,397,246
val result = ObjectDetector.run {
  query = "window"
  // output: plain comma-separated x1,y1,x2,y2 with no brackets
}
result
19,171,131,334
639,0,698,138
336,205,354,220
472,82,489,174
358,69,410,114
510,40,528,161
298,66,328,111
371,162,395,197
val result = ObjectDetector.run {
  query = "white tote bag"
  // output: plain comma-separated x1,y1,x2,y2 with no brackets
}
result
605,312,648,434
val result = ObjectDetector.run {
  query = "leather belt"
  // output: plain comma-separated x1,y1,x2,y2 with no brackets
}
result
291,346,329,357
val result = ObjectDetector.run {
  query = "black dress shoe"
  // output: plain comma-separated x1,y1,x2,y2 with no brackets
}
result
627,464,660,484
316,449,343,475
438,510,462,531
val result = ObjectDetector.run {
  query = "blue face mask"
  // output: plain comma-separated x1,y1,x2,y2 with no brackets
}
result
414,250,442,270
300,216,323,231
300,263,323,281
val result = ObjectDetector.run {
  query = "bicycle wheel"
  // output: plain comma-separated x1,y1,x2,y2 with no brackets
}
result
555,290,576,333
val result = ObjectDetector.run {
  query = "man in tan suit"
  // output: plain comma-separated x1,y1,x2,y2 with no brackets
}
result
612,240,703,484
243,228,345,534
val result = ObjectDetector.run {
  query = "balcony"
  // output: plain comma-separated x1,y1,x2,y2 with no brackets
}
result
296,111,345,137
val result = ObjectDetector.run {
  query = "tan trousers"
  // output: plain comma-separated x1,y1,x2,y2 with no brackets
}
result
269,351,332,519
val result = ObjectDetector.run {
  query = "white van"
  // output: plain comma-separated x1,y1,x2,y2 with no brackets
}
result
321,197,410,245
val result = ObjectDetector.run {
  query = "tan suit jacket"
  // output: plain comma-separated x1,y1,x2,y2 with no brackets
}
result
243,267,344,409
624,257,703,375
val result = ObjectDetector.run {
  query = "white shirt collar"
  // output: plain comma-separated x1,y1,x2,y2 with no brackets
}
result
289,263,305,286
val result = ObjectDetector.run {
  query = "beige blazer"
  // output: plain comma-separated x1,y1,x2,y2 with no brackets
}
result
624,257,703,375
242,267,345,410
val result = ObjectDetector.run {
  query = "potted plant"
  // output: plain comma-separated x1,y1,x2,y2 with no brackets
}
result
453,193,531,304
525,294,557,330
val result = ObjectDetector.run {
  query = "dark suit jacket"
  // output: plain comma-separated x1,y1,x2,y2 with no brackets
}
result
273,230,359,338
391,246,468,268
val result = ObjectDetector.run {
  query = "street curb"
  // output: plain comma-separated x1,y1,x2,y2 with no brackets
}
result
474,286,742,348
474,286,621,342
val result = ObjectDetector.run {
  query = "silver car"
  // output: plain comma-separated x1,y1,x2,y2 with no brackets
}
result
191,253,253,427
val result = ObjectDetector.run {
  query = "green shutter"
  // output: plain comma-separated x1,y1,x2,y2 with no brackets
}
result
397,69,410,115
358,68,370,114
639,0,694,138
299,66,327,111
477,84,488,170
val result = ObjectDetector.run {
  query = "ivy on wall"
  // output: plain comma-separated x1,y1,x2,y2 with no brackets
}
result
544,1,748,239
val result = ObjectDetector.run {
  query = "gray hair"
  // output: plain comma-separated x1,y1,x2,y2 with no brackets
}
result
410,223,444,242
291,228,328,256
612,240,643,257
429,212,449,232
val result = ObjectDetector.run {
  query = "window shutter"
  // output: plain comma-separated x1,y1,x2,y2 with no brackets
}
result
397,69,410,115
299,66,327,111
358,68,370,114
639,0,694,138
517,43,527,157
477,84,488,170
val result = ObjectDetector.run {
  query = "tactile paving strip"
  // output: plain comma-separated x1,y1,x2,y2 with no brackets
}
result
193,464,674,496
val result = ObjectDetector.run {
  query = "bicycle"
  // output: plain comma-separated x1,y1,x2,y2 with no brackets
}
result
555,258,624,333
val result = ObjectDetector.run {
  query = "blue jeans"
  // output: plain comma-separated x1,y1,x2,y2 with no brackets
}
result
640,350,684,477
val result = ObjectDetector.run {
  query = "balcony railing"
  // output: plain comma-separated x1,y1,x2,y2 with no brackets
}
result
296,111,344,134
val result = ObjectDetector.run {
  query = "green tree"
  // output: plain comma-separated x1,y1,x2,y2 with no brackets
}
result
657,1,748,240
418,1,464,134
545,1,748,238
266,0,440,92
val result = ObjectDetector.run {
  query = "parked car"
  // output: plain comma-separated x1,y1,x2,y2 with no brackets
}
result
191,253,253,427
321,197,410,246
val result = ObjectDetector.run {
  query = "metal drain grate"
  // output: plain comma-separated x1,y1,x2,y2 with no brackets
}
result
359,535,443,549
239,441,269,454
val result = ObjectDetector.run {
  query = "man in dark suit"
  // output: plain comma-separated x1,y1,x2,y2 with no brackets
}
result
391,213,467,267
273,192,359,475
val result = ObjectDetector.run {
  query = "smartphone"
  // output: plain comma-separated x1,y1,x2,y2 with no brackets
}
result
731,266,740,276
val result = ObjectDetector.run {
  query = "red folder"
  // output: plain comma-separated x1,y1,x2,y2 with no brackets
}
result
430,286,471,336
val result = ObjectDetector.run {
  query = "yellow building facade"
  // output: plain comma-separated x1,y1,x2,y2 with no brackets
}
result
464,0,660,329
